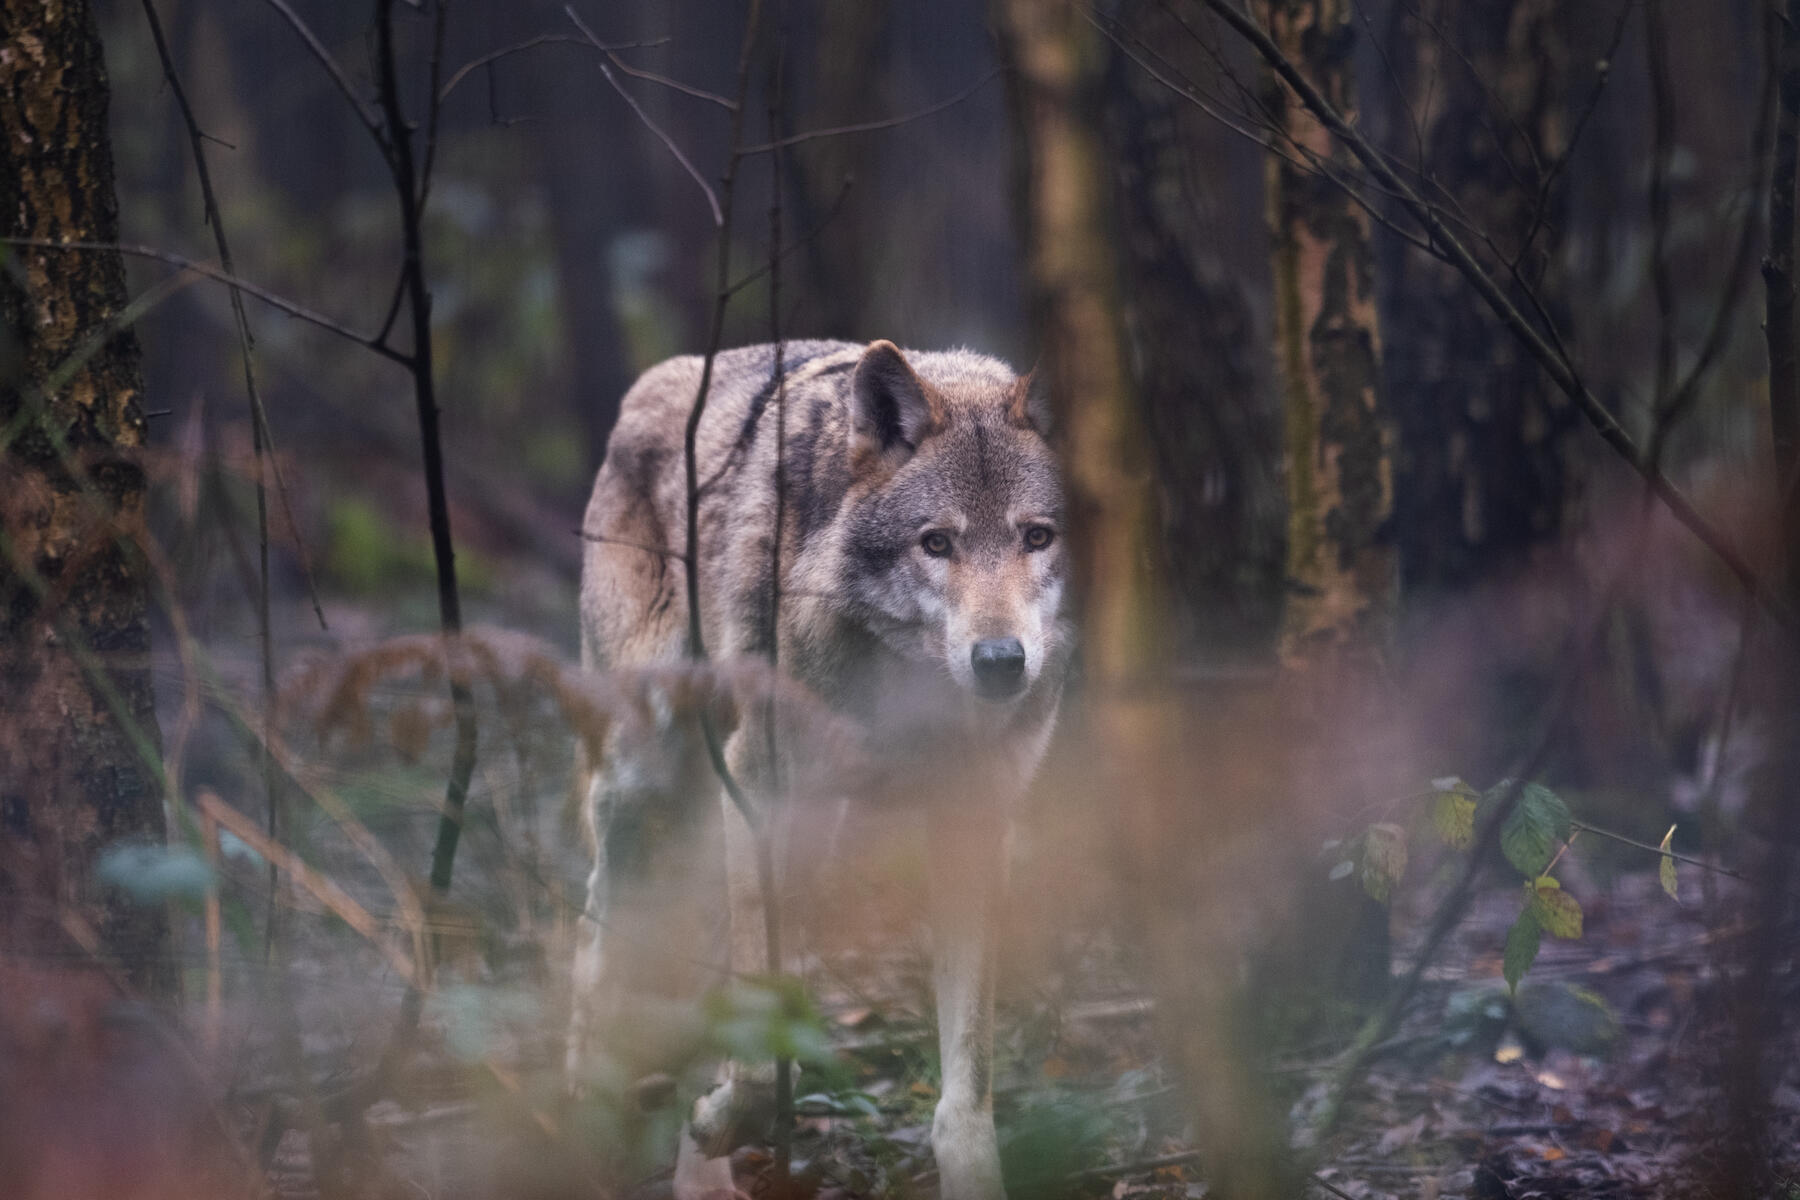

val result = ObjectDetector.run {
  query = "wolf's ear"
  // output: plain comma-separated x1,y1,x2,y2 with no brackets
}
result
1009,363,1053,436
851,340,942,465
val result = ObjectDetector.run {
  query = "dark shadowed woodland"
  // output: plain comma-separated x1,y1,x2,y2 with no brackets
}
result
4,1,1799,1198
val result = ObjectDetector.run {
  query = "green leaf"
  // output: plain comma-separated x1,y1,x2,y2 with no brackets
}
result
1360,823,1409,903
1493,781,1572,877
1526,876,1583,939
1658,824,1679,902
1503,908,1542,994
1430,779,1479,850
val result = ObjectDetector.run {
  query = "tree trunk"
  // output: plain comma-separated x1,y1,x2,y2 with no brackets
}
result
0,0,172,995
995,4,1292,1197
1256,0,1396,666
1376,0,1574,597
1103,0,1285,662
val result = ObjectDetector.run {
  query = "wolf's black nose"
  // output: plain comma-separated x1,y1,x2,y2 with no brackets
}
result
971,637,1027,699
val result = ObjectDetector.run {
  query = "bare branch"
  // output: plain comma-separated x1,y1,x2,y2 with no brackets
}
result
738,68,1002,155
436,33,672,103
725,173,856,297
600,46,738,111
260,0,390,156
565,5,724,226
1512,0,1634,271
1198,0,1795,633
1650,0,1775,462
1091,10,1444,260
2,238,411,365
139,0,328,654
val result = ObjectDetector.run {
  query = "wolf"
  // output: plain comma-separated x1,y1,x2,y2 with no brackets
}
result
568,339,1071,1200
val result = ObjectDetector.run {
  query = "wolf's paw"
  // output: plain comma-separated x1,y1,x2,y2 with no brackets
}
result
674,1127,749,1200
689,1076,777,1158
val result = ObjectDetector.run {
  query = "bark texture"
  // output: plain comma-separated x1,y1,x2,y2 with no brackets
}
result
995,4,1291,1197
1104,0,1284,660
1257,0,1396,666
1377,0,1574,595
0,0,171,993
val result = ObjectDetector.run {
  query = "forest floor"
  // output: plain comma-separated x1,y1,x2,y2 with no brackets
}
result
140,530,1800,1200
240,810,1798,1200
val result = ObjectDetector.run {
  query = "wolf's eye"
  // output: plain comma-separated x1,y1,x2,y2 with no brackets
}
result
1023,525,1055,551
921,531,953,558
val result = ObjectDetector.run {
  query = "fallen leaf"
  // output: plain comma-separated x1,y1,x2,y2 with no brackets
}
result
1376,1112,1428,1153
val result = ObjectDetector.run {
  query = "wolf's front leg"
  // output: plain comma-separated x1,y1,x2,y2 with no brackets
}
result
675,728,771,1200
928,802,1009,1200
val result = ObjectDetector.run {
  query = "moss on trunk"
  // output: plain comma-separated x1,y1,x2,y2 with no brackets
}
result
1,0,171,996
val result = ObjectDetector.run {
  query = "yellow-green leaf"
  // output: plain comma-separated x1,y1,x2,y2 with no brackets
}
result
1526,876,1583,939
1658,824,1679,902
1430,779,1478,850
1360,822,1409,903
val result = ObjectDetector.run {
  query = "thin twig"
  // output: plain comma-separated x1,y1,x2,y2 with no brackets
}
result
418,0,451,205
565,5,724,226
140,0,333,966
1512,1,1634,271
1091,9,1445,260
1569,821,1745,880
738,68,1002,155
1198,0,1795,635
1652,0,1776,464
261,0,390,155
724,174,855,298
1,238,411,365
436,34,670,103
1644,0,1679,457
763,27,794,1190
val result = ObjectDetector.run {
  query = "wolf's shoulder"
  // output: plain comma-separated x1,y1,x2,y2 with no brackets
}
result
627,341,859,402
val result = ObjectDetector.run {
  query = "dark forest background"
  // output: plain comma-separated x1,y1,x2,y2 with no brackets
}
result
2,1,1796,1198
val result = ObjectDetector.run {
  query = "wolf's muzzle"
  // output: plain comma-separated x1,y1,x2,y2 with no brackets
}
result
970,637,1027,700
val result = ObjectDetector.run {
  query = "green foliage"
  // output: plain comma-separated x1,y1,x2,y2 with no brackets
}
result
1513,981,1620,1055
1502,907,1541,994
97,840,215,904
325,496,495,598
997,1092,1112,1200
704,976,836,1069
1492,781,1573,877
1659,824,1680,901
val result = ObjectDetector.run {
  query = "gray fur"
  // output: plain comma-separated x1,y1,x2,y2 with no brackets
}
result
570,340,1073,1200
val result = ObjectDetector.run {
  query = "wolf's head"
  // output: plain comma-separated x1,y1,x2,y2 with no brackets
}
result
838,341,1070,709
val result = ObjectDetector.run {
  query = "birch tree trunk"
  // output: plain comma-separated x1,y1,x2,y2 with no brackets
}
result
1256,0,1396,667
0,0,172,995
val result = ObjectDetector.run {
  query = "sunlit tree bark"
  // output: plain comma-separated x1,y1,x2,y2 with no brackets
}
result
0,0,171,994
1256,0,1396,666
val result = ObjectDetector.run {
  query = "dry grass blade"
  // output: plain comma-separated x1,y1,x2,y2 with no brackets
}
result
195,789,417,987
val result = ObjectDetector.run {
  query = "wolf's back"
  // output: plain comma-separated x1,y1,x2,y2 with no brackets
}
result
577,341,862,671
